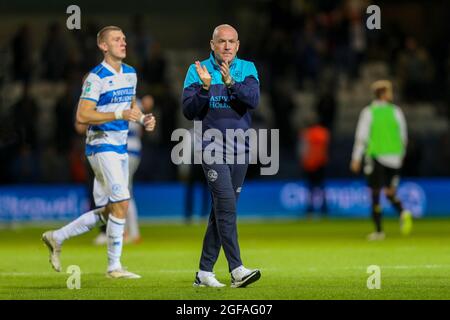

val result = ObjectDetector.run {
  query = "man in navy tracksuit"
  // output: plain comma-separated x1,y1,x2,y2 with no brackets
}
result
182,24,261,288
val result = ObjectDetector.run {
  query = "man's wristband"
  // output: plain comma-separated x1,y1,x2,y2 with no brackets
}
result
138,114,145,125
114,109,123,120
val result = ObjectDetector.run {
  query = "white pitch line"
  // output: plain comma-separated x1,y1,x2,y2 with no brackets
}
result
2,265,450,276
0,272,59,276
343,265,450,270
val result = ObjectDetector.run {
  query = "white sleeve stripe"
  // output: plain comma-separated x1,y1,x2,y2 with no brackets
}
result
352,106,372,161
395,107,408,148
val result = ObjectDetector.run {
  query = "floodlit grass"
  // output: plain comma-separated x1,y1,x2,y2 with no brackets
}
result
1,218,450,299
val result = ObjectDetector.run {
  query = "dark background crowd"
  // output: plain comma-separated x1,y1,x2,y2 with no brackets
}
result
0,0,448,185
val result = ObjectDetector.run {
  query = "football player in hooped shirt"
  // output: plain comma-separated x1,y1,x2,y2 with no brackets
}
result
42,26,155,279
182,24,261,288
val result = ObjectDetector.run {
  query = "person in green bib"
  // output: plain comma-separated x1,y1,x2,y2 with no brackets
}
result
351,80,413,240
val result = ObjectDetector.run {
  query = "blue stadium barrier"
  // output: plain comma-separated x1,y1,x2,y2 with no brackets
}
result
0,179,449,222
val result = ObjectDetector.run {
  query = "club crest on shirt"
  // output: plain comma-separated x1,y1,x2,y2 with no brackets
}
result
207,169,218,182
233,70,242,79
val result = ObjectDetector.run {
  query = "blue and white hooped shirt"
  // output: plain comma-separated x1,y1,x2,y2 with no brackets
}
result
80,60,137,156
127,99,144,158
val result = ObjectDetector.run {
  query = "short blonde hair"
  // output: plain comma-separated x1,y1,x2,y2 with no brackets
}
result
371,80,393,99
97,26,122,45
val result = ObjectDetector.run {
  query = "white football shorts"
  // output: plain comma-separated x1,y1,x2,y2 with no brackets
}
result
87,151,130,206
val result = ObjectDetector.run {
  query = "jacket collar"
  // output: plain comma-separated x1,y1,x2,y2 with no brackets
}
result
209,52,237,70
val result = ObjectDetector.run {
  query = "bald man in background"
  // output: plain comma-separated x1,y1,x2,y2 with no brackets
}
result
182,24,261,288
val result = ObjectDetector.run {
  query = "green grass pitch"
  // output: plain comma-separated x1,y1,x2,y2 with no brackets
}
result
1,218,450,300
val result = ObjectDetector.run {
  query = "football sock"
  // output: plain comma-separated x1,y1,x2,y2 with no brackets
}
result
372,190,382,232
372,205,383,233
107,214,126,272
53,208,104,244
387,194,404,215
127,198,140,239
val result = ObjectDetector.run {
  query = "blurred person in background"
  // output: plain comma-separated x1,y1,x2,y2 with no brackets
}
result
351,80,413,241
299,115,330,218
12,83,39,151
127,14,154,69
141,41,166,88
10,84,41,182
315,80,337,132
41,22,68,82
397,37,434,103
180,128,210,224
11,24,34,84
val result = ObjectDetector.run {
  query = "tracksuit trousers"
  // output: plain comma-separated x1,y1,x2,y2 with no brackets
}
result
199,162,248,272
